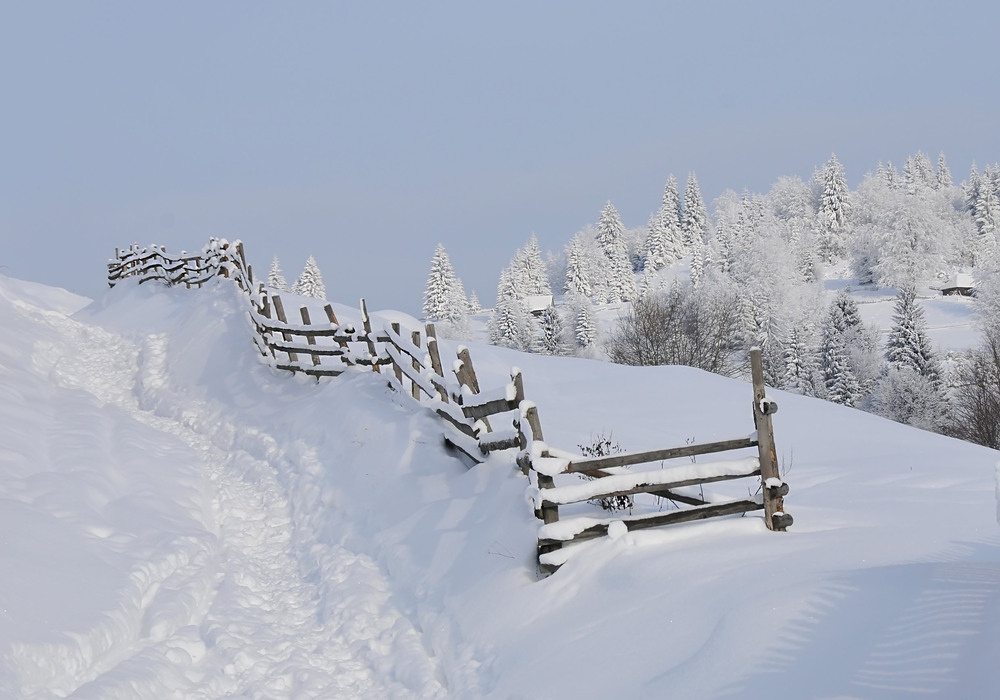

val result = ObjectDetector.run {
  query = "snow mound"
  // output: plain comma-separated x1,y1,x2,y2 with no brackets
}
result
1,275,999,698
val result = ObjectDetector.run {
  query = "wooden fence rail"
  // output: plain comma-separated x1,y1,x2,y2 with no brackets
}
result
108,240,792,576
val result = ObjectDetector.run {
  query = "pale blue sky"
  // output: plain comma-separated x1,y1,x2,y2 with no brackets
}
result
2,1,998,312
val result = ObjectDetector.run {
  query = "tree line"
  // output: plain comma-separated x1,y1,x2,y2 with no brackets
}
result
419,151,1000,448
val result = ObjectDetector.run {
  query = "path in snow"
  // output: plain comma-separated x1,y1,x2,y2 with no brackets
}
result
9,295,444,698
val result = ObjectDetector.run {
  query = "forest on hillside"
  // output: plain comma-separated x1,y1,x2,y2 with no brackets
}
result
419,152,1000,448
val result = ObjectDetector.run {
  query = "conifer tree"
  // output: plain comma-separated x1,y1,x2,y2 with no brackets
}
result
568,294,597,349
468,290,482,314
936,152,953,189
564,237,593,298
815,153,851,262
596,201,636,303
682,174,709,253
534,305,568,356
885,288,940,384
422,244,468,326
267,255,288,291
293,255,326,299
644,175,684,271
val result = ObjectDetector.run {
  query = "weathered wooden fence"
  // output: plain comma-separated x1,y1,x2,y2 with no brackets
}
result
523,347,791,572
108,240,792,575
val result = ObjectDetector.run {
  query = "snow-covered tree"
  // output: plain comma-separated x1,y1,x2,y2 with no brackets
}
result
682,174,709,253
293,255,326,299
422,244,468,328
868,366,949,433
507,236,552,297
267,255,288,291
815,153,851,261
936,152,953,189
488,295,532,350
902,151,935,195
644,175,684,271
596,201,637,303
468,290,482,314
820,320,862,406
534,305,570,356
564,236,593,298
885,288,940,384
567,293,597,350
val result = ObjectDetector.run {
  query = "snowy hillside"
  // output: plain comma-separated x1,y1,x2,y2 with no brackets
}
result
2,274,999,698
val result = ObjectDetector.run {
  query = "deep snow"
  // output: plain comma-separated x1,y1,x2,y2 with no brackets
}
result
1,274,999,699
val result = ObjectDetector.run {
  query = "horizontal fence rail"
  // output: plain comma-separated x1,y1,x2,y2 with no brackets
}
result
108,240,792,576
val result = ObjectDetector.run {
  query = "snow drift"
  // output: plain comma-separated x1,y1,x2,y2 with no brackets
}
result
1,273,999,698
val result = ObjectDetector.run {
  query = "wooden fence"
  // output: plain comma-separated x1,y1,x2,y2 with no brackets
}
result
524,348,791,573
108,240,792,575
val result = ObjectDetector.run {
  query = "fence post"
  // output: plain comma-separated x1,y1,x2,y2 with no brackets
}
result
455,347,490,431
300,306,321,366
411,330,423,401
359,298,381,373
522,404,561,570
271,295,298,364
424,323,449,403
750,347,790,531
390,323,404,383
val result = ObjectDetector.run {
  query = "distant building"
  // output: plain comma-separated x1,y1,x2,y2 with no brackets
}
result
525,294,554,316
940,272,975,297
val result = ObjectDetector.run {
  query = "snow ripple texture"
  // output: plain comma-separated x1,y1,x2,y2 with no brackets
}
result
6,290,444,698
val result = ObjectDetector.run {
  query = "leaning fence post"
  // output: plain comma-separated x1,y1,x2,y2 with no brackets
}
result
359,298,381,373
271,295,298,364
390,323,404,383
750,347,791,531
424,323,449,403
411,330,423,401
521,403,561,569
300,306,321,367
455,346,490,431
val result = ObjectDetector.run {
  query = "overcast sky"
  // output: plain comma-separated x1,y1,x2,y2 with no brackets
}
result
3,1,999,312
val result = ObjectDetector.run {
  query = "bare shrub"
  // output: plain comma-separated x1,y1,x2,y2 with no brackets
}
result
605,282,743,376
949,330,1000,448
578,433,632,513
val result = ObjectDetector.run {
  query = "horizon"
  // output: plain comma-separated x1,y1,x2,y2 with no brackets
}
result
3,1,1000,312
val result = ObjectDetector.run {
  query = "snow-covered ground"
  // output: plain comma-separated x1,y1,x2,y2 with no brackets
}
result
2,273,999,698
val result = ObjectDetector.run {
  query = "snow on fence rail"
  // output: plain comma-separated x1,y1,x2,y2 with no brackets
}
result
518,347,791,573
108,240,792,575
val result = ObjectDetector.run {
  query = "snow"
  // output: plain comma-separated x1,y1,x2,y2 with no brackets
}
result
2,272,1000,698
537,457,760,506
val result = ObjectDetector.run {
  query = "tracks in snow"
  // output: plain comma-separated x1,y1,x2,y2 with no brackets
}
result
13,300,444,698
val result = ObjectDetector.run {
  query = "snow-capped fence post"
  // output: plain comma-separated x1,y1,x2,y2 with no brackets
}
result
455,347,491,432
359,298,381,373
518,403,561,572
270,295,298,364
299,306,321,367
424,323,449,403
323,304,351,353
411,331,423,401
750,347,791,531
389,323,405,384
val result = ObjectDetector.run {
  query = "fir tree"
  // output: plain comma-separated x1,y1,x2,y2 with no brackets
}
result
468,290,482,314
644,175,684,271
293,255,326,299
564,237,593,298
936,152,953,189
815,153,851,262
488,296,531,350
820,321,861,406
422,244,468,326
267,255,288,291
568,294,597,349
885,288,940,384
682,173,709,253
596,201,636,303
534,305,568,356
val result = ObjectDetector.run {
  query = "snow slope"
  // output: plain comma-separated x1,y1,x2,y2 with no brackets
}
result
1,274,999,699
